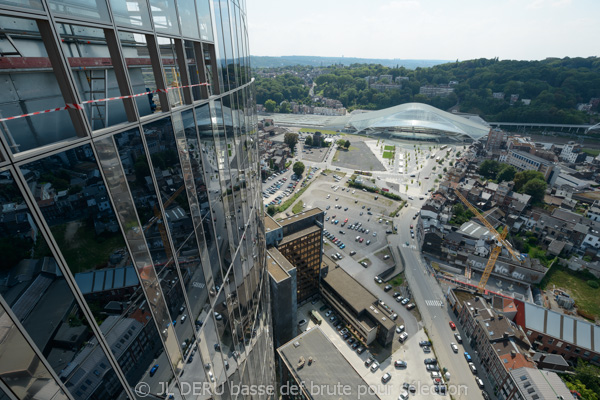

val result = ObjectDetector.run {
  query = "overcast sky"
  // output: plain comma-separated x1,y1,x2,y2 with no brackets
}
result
246,0,597,61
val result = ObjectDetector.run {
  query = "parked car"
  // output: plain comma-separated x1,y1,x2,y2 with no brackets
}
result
364,357,374,367
424,358,437,365
370,361,380,372
298,319,307,326
451,342,459,353
406,303,415,310
464,352,472,362
454,332,463,343
419,340,432,347
381,372,391,383
395,325,405,334
449,321,456,330
469,362,477,374
394,360,407,368
384,284,392,292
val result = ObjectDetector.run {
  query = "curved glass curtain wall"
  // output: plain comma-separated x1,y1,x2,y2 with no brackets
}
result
0,0,274,399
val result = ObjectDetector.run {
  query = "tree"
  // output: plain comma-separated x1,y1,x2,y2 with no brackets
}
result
293,161,305,177
479,160,500,179
279,101,291,113
284,132,299,152
313,131,323,147
267,205,277,216
343,140,350,149
304,135,313,146
496,165,517,182
336,139,345,147
522,178,547,203
264,99,276,113
514,170,545,191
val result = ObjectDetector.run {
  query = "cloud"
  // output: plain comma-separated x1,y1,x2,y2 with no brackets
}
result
379,0,421,11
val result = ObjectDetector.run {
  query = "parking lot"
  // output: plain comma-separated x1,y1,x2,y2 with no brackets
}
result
302,175,400,264
298,300,446,399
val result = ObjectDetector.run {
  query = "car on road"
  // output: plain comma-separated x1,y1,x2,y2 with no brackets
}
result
464,352,472,362
381,372,391,383
449,321,456,330
149,364,159,377
476,377,484,388
451,342,459,353
349,250,356,256
394,360,407,368
384,284,392,292
454,332,463,343
359,237,364,243
366,240,371,245
399,391,409,400
469,362,477,374
424,358,437,365
405,241,409,246
374,276,383,284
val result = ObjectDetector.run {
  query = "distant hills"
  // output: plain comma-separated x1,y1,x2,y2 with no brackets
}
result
250,55,449,69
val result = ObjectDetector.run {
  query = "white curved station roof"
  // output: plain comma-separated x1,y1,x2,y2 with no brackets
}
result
348,103,490,139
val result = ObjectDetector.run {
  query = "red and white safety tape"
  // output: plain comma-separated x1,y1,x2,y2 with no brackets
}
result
0,82,210,123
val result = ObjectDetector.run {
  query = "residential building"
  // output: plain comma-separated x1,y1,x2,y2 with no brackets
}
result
419,85,455,98
487,128,506,151
0,1,275,399
500,367,572,400
560,143,587,164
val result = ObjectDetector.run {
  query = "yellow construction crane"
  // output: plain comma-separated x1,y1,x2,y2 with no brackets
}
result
454,189,522,293
144,185,185,262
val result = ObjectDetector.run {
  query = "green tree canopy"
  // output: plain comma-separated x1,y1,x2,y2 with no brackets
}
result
514,170,545,191
479,160,501,179
496,165,517,182
264,99,276,112
279,101,291,113
284,132,299,152
293,161,305,177
344,139,350,149
266,205,277,216
304,135,313,146
522,178,547,203
336,139,345,147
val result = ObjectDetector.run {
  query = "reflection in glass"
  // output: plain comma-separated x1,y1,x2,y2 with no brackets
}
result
176,0,200,39
196,0,214,42
184,41,205,101
142,117,199,357
0,0,43,10
0,16,77,154
148,0,180,35
57,23,129,130
118,31,162,116
157,37,183,108
47,0,110,22
0,169,127,400
0,303,67,400
94,134,183,396
109,0,152,29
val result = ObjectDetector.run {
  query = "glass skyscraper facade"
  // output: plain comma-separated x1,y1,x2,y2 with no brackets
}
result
0,0,274,399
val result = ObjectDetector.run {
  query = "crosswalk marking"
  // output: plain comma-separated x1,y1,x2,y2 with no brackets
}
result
425,300,443,307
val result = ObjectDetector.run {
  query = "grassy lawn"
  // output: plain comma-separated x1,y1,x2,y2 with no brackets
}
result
389,274,404,287
51,221,126,274
300,128,339,135
382,151,394,159
582,148,600,157
545,268,600,320
292,201,304,214
384,145,395,151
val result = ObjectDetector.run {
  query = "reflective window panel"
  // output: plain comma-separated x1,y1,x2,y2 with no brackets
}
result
56,23,129,130
149,0,180,36
196,0,213,42
0,168,127,400
109,0,152,29
0,16,78,154
157,37,183,108
47,0,110,22
118,31,162,116
177,0,200,39
0,0,43,10
184,40,205,101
